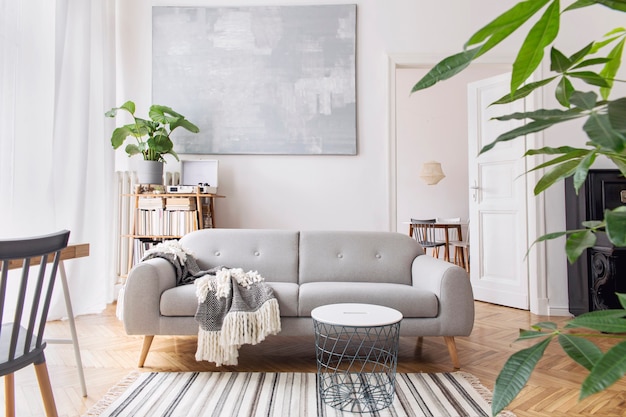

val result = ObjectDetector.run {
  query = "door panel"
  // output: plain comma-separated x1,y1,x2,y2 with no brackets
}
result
468,73,529,310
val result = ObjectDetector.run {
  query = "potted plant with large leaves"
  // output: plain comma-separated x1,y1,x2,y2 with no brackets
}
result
105,100,200,184
411,0,626,415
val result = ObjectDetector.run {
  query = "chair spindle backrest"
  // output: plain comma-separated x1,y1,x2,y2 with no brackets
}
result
0,230,70,361
410,219,437,245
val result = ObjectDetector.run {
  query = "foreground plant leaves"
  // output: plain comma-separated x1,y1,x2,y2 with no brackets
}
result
581,340,626,399
492,337,552,416
606,207,626,246
558,333,603,370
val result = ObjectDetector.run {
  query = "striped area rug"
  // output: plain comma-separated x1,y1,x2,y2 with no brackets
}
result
84,372,515,417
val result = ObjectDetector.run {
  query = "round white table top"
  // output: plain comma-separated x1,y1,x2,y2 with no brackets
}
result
311,303,403,327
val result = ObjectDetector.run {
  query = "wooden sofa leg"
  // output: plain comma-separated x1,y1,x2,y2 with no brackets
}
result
415,336,424,354
444,336,461,369
138,336,154,368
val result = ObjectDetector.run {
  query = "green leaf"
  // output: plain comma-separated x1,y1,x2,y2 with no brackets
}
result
550,47,572,72
573,151,597,191
588,0,626,12
171,118,200,133
581,220,604,229
558,333,603,371
465,0,551,49
110,126,131,149
526,150,587,175
411,48,481,93
534,231,569,242
566,310,626,331
608,98,626,132
481,119,560,154
564,0,596,11
569,42,596,64
570,91,598,109
105,100,136,118
534,159,580,195
491,77,557,105
494,107,584,121
532,321,559,330
555,77,575,107
605,206,626,246
124,144,141,156
608,155,626,176
600,38,625,99
569,313,626,333
591,34,624,54
572,57,613,69
121,100,136,114
584,112,626,151
581,340,626,400
511,1,561,93
568,71,611,87
566,230,597,263
525,146,587,155
518,329,552,340
618,293,626,309
492,337,553,416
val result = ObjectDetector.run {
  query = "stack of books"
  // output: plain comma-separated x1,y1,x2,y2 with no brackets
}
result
165,197,197,211
138,197,165,210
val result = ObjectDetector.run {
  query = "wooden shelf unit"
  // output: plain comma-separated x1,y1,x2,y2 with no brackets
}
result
124,190,225,271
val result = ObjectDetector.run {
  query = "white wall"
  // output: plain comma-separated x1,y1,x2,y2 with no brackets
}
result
114,0,624,313
394,65,511,234
115,0,520,232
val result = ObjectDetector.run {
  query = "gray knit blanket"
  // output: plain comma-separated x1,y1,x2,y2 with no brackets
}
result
142,241,281,366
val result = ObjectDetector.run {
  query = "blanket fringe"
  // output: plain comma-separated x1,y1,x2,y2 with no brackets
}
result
195,330,240,367
196,298,281,366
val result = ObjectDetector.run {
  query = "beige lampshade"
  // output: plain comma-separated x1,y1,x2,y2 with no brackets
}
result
419,161,445,185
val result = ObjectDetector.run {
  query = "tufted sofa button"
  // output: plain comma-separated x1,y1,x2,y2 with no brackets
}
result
215,251,221,256
376,253,382,259
254,251,260,256
337,253,343,259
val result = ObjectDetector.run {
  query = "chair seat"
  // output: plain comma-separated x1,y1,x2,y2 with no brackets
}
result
419,240,446,248
450,240,470,272
0,324,46,376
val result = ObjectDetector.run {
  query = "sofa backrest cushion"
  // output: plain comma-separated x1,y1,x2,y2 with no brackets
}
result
179,229,300,283
298,231,421,285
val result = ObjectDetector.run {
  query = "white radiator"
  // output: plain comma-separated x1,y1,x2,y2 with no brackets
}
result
114,170,138,281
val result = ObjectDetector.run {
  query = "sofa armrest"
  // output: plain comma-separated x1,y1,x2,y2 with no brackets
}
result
411,255,474,335
122,257,177,335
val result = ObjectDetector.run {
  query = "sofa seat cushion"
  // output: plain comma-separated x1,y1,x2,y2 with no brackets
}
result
159,282,299,317
298,282,438,318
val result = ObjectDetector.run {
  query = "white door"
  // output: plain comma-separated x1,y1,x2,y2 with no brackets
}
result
468,73,529,310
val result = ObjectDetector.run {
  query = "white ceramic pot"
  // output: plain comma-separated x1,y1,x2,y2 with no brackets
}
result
134,159,164,185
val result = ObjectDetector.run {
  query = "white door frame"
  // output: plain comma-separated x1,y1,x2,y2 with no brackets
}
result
386,53,549,315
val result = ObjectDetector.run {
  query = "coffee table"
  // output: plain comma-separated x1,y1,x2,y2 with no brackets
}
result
312,303,402,412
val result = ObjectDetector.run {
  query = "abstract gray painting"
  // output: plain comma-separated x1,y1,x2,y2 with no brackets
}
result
152,5,357,155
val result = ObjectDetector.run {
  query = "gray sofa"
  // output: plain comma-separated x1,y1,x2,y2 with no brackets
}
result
122,229,474,368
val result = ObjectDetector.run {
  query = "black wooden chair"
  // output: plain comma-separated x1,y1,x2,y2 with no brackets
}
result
410,219,446,258
0,230,70,417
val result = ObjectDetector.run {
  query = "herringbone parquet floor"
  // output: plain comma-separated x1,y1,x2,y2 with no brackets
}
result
4,301,626,417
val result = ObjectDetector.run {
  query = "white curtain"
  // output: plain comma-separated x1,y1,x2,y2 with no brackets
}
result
0,0,117,318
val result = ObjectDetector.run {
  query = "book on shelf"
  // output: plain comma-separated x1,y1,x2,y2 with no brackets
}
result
135,208,199,237
133,238,160,264
138,197,165,210
165,197,197,211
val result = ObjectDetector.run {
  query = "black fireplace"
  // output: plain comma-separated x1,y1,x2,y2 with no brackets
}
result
565,169,626,315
